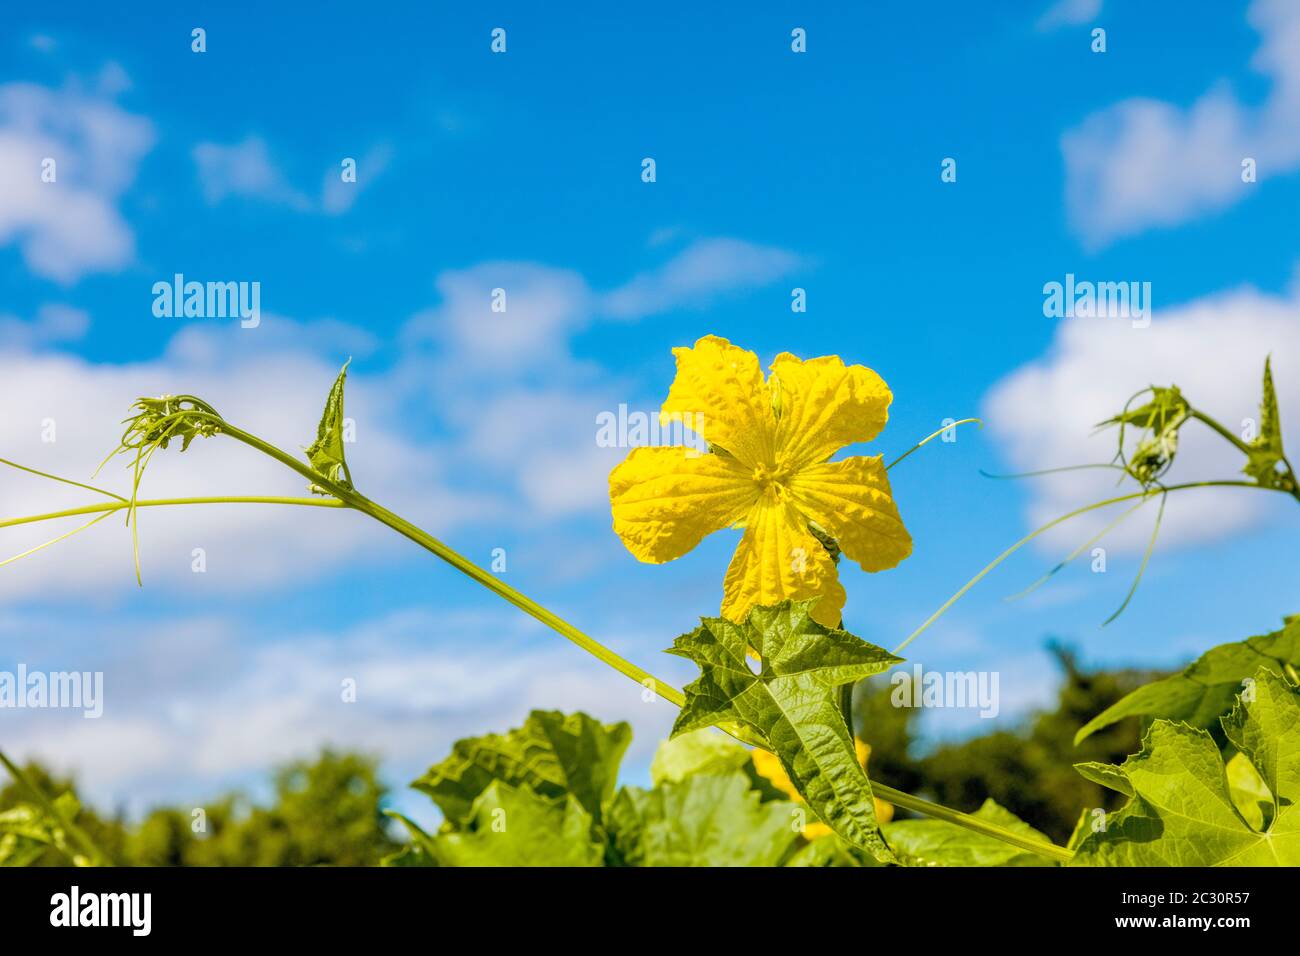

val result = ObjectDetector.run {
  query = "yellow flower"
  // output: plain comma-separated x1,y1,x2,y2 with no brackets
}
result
752,739,894,837
608,335,911,627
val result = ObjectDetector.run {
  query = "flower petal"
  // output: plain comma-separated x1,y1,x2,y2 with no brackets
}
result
770,353,892,469
609,447,757,563
660,335,778,467
788,456,912,572
721,498,846,627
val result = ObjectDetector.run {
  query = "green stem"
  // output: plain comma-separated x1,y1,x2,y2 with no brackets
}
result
0,511,113,568
0,749,110,866
1004,498,1149,603
0,496,344,532
1100,489,1167,626
1190,410,1254,457
870,781,1074,863
0,457,127,503
886,418,981,471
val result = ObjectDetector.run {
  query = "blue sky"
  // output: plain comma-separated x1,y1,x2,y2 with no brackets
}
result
2,0,1299,823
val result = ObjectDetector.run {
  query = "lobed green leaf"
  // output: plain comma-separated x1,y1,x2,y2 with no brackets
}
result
667,599,901,863
607,771,800,867
412,709,631,829
1073,668,1300,866
428,782,604,867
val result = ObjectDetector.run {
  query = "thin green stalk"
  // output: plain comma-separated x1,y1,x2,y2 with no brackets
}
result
1101,489,1167,626
870,781,1074,863
0,511,113,568
1190,410,1254,457
892,480,1283,656
0,457,127,503
1004,498,1149,602
0,749,109,866
979,463,1128,481
0,496,344,533
886,418,981,471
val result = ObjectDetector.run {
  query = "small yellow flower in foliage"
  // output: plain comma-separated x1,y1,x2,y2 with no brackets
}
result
752,739,893,837
609,335,912,626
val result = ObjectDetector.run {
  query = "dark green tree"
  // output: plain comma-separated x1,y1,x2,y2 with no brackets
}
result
126,750,402,866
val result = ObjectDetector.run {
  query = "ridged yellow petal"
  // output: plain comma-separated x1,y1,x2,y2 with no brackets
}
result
660,335,778,467
609,447,757,563
770,353,892,470
788,456,912,572
720,498,846,627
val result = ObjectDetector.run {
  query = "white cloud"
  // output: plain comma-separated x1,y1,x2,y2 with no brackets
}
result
1063,0,1300,246
1037,0,1102,31
0,303,90,348
94,62,132,98
646,225,683,248
195,137,392,215
398,238,802,521
403,238,801,373
397,263,625,521
0,73,154,282
402,262,594,375
192,136,312,210
601,237,803,319
984,281,1300,551
447,387,626,520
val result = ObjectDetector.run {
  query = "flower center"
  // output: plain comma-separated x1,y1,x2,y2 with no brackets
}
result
751,462,791,495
